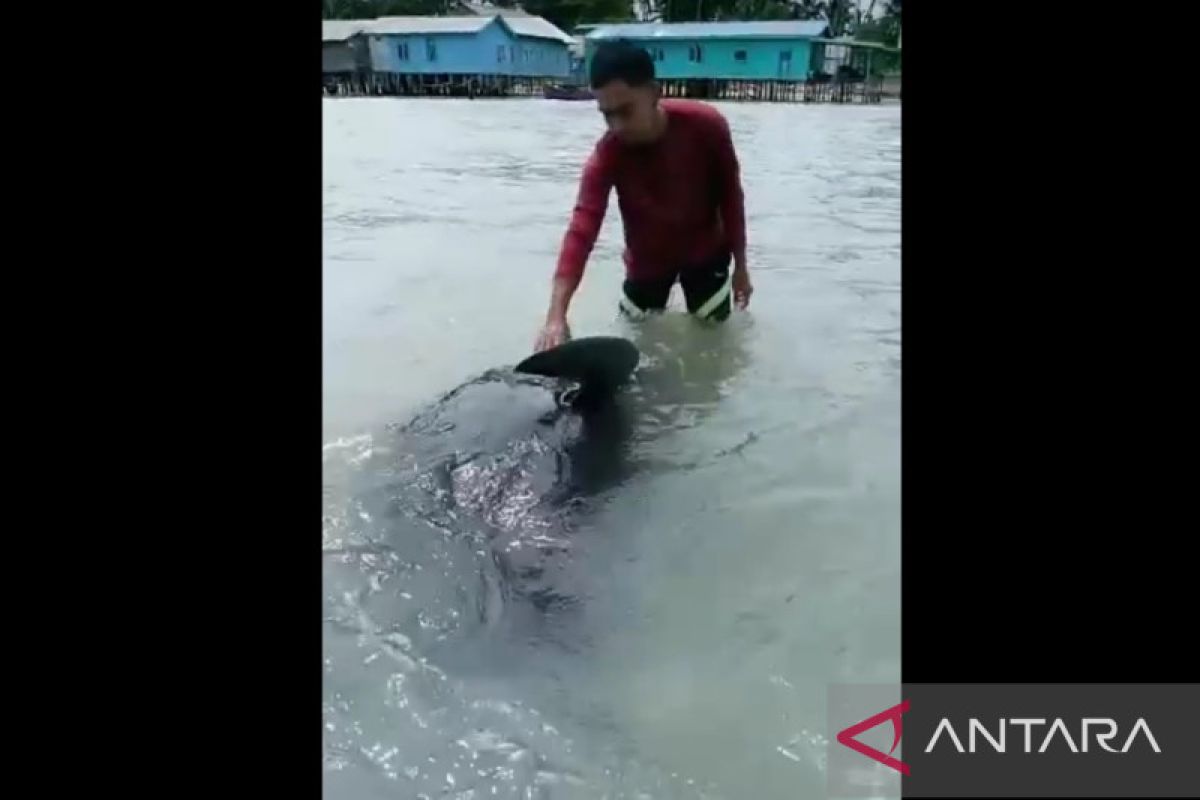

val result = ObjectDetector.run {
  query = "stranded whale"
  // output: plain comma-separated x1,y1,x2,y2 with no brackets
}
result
386,337,640,620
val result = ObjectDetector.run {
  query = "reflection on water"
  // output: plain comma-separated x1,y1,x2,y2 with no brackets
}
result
324,98,900,799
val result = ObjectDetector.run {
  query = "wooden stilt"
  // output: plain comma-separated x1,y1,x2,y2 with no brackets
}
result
322,64,887,106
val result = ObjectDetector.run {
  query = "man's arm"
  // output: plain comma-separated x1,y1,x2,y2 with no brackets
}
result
536,144,614,350
711,113,753,309
712,113,747,271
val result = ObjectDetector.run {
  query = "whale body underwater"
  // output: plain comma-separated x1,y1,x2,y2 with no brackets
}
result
365,337,644,632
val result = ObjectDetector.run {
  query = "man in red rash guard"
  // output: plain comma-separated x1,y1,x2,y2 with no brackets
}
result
534,40,753,352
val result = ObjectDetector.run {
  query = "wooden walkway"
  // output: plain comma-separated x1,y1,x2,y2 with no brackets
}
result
323,73,553,99
322,73,889,104
659,77,886,104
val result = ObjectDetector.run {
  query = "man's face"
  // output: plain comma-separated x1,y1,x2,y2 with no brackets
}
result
594,80,660,144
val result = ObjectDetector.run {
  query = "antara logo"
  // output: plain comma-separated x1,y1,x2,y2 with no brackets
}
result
925,717,1162,754
836,701,1163,775
836,700,910,775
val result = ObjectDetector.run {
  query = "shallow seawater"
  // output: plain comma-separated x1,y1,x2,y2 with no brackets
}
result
323,97,901,799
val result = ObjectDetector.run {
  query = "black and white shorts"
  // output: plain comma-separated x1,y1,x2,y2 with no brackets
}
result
618,251,733,322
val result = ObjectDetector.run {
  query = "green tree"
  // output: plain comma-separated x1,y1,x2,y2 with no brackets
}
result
713,0,795,21
322,0,458,19
518,0,632,31
319,0,904,39
851,0,899,46
321,0,635,30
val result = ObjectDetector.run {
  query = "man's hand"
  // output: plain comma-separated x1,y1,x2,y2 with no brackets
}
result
732,266,754,310
534,317,571,352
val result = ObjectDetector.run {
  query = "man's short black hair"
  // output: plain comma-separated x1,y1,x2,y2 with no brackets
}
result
589,40,656,90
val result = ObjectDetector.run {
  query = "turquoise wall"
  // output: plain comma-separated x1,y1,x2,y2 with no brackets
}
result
587,37,817,81
369,19,569,77
508,38,571,78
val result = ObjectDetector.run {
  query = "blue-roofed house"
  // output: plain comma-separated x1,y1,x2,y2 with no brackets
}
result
365,14,573,79
585,21,833,82
503,14,577,78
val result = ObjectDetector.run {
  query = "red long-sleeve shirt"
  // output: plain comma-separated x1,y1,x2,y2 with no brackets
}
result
554,99,747,283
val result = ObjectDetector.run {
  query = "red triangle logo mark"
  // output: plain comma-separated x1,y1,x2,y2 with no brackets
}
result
835,699,910,776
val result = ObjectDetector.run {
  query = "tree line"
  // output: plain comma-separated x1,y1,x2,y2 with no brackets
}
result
322,0,900,47
320,0,629,31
